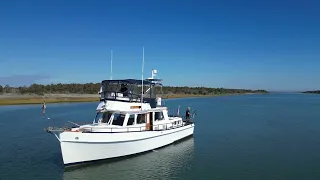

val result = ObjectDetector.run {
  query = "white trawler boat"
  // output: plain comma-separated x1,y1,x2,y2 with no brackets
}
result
46,70,196,165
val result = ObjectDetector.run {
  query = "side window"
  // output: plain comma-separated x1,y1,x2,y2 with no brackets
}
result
112,113,125,126
155,112,164,121
127,114,135,126
137,114,146,124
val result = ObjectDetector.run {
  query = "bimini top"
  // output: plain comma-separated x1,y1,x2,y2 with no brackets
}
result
101,79,162,86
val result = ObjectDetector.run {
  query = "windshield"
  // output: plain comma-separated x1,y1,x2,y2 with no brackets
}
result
96,112,112,123
102,112,112,123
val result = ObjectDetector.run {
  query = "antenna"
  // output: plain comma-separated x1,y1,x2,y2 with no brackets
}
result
141,47,144,109
110,50,113,80
151,69,154,79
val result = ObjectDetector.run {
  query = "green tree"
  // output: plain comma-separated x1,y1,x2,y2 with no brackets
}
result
4,85,11,93
0,85,3,93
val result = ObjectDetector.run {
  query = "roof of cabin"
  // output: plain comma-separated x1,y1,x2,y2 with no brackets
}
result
100,107,167,114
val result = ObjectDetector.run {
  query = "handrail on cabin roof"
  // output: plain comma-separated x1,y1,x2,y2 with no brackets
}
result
101,79,163,86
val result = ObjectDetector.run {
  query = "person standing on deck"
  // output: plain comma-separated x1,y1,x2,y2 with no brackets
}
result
42,101,46,118
185,107,191,119
120,84,129,97
96,98,106,111
120,84,128,93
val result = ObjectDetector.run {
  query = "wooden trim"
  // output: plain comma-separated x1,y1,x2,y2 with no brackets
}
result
130,106,141,109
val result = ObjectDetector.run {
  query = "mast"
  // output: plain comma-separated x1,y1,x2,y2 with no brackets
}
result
141,47,144,109
110,50,113,80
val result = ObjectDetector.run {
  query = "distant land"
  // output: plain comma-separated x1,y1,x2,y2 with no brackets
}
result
0,83,268,105
302,90,320,94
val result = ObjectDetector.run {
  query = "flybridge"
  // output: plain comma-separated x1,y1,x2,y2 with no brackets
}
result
99,69,163,108
98,48,163,106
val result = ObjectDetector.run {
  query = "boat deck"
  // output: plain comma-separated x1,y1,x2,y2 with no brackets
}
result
45,118,194,134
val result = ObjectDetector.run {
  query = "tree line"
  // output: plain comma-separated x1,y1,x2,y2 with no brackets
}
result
0,83,268,95
302,90,320,94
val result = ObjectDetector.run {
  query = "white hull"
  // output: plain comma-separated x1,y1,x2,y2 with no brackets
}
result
59,124,194,165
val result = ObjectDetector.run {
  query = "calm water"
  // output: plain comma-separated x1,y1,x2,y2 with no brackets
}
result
1,93,320,180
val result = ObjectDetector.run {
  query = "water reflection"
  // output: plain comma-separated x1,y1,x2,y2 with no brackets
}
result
63,137,195,180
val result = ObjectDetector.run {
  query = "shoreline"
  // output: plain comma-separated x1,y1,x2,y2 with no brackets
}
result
0,93,264,106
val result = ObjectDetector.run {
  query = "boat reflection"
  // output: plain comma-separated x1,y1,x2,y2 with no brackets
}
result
63,136,195,180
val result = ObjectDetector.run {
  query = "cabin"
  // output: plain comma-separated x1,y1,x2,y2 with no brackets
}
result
83,107,184,133
77,77,185,133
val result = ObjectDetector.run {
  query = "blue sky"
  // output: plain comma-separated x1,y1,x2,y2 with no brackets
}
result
0,0,319,91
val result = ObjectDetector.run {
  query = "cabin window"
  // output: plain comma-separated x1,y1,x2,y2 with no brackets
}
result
155,112,164,121
112,113,126,126
102,112,112,123
127,114,135,126
137,114,146,124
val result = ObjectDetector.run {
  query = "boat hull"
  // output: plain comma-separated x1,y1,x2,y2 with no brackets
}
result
59,124,194,165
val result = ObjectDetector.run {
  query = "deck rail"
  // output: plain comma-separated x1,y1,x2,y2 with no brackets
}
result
167,107,197,118
80,119,194,133
45,111,196,134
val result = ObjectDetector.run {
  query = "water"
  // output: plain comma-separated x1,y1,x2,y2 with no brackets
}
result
1,93,320,180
